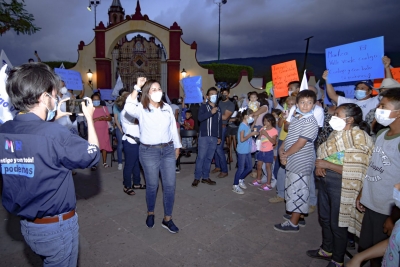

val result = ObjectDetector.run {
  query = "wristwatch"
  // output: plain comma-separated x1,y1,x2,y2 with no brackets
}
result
134,85,141,92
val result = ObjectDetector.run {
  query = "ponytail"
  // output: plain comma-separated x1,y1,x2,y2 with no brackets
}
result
358,121,371,135
339,103,371,135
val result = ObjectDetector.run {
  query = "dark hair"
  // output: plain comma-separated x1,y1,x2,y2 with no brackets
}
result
249,91,258,99
257,92,269,107
336,91,346,97
28,58,34,63
115,91,129,110
221,88,230,94
207,87,218,96
119,88,129,96
288,81,300,88
6,63,61,111
141,80,164,111
271,108,282,117
185,110,192,115
262,113,276,128
380,87,400,109
91,93,101,100
237,108,253,123
296,90,317,104
171,98,178,105
338,103,370,134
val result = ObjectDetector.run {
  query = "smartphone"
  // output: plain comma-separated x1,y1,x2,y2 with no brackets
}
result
66,99,86,114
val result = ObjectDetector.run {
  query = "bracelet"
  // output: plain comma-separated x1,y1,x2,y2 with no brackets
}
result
134,85,142,92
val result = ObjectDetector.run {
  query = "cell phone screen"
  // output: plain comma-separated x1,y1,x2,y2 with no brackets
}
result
66,99,85,114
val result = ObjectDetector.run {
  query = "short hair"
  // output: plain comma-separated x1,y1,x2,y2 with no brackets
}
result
336,91,346,97
6,63,61,111
171,98,178,105
91,93,101,100
262,113,276,128
141,80,164,111
221,88,230,94
119,88,129,96
288,81,300,88
271,108,282,117
296,90,316,104
249,91,258,97
185,110,192,115
28,58,34,63
380,88,400,109
207,87,218,96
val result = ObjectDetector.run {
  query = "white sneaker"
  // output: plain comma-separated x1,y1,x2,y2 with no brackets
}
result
232,185,244,195
238,179,247,189
118,163,123,170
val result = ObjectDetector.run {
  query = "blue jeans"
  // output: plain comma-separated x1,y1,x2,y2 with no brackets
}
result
273,139,283,178
115,128,123,164
123,140,140,188
214,126,228,173
195,136,218,180
139,143,176,217
20,213,79,267
234,153,252,185
309,172,317,206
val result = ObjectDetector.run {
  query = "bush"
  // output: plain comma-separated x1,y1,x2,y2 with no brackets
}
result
201,63,254,87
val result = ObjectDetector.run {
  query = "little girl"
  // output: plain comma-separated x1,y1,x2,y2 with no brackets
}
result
248,92,260,112
253,113,278,190
233,108,258,195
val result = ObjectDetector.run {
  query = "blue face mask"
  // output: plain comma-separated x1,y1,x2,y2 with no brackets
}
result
93,100,101,107
210,95,217,103
296,107,313,116
44,94,57,121
354,90,367,100
247,116,254,124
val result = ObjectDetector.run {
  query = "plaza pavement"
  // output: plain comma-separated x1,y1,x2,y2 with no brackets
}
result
0,156,357,267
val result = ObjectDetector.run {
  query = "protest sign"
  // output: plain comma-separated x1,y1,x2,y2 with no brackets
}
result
324,82,355,105
182,76,202,104
299,70,308,91
54,68,83,90
272,60,299,98
265,81,273,95
373,67,400,88
99,89,116,101
0,50,13,74
112,75,124,97
0,65,18,124
326,36,384,83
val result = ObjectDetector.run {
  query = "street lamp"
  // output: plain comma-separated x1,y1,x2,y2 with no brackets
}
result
302,36,314,74
214,0,227,62
181,68,187,79
87,69,93,88
87,0,101,28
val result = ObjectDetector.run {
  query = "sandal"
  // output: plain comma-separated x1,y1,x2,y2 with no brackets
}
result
91,166,97,171
103,163,109,168
248,179,262,186
258,184,272,191
133,184,146,189
123,186,135,196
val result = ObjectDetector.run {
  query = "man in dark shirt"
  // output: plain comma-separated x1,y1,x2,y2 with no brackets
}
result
0,63,100,266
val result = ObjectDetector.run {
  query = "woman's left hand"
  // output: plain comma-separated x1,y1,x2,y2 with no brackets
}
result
175,148,180,160
315,159,330,169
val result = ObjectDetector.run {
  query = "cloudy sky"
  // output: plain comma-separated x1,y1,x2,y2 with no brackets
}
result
1,0,399,66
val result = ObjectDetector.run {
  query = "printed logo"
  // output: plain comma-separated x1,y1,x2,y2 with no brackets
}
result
1,164,35,178
4,140,22,152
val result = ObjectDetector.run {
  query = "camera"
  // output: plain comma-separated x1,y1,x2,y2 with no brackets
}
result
66,99,87,114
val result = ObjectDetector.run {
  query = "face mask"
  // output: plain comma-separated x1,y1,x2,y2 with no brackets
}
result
210,95,217,103
296,107,313,116
177,99,182,103
43,94,57,121
288,90,293,96
247,116,254,124
60,87,68,95
150,91,163,103
393,187,400,208
93,100,100,107
221,95,227,101
354,90,367,100
375,108,397,126
329,116,347,131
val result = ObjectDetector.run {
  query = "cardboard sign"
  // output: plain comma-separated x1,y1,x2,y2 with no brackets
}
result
373,67,400,88
326,36,384,83
272,60,299,98
182,76,202,104
99,89,116,101
265,81,273,95
324,82,355,105
54,68,83,91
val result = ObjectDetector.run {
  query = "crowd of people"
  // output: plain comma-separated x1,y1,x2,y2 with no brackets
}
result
1,53,400,266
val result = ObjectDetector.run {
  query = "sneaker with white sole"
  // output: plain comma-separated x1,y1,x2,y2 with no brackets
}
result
118,163,123,170
274,220,299,233
232,185,244,195
269,195,285,203
283,214,306,227
238,179,247,189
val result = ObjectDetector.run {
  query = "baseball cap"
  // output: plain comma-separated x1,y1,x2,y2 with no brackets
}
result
355,80,373,89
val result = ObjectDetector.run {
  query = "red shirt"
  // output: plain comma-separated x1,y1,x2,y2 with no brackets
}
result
183,118,194,130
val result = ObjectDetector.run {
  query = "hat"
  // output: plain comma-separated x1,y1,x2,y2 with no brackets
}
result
355,80,373,89
375,78,400,90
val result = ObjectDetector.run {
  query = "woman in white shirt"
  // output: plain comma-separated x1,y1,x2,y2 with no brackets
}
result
124,77,181,234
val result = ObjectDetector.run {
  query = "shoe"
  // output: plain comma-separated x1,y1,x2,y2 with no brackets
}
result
306,249,332,261
201,178,216,185
192,179,200,187
146,214,155,228
273,221,299,233
218,172,228,178
258,184,272,191
283,214,306,227
211,168,221,173
249,180,262,186
118,163,123,170
309,205,316,214
162,219,179,233
238,179,247,189
269,196,284,203
326,260,343,267
176,167,180,173
232,185,244,195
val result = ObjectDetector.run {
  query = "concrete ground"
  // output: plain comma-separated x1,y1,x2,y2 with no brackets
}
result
0,156,358,267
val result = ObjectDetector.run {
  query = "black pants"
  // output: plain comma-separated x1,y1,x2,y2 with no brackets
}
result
358,207,389,267
318,170,348,263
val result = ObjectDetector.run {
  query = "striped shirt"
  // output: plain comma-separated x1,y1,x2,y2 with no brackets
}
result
284,114,319,176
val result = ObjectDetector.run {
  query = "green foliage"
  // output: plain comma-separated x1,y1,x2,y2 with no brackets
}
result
43,61,76,70
0,0,40,35
201,63,254,86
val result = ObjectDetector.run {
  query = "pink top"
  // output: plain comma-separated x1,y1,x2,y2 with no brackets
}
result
259,128,278,152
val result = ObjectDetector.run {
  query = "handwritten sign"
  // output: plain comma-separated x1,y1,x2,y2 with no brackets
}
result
373,67,400,88
272,60,299,98
182,76,202,104
99,89,116,101
326,36,384,83
54,68,83,91
324,83,354,105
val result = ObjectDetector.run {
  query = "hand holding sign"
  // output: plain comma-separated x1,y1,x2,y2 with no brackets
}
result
182,76,202,104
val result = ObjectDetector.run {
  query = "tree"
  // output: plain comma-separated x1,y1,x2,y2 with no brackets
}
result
201,63,254,88
0,0,40,35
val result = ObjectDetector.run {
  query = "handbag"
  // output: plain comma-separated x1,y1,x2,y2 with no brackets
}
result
250,138,257,153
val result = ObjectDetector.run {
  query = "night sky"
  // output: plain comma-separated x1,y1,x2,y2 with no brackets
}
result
1,0,399,66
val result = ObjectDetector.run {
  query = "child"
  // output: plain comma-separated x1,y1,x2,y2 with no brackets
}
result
274,90,319,233
233,108,258,194
355,88,400,267
254,114,278,190
248,92,260,112
182,110,194,156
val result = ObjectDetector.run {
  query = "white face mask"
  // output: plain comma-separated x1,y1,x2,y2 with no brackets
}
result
150,91,163,103
375,108,397,127
329,116,347,131
393,187,400,208
288,90,293,96
60,87,68,95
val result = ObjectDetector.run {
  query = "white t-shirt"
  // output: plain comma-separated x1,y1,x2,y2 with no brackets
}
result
337,96,379,121
286,104,324,127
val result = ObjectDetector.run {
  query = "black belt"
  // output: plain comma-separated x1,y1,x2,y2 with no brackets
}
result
141,141,173,148
125,134,140,144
